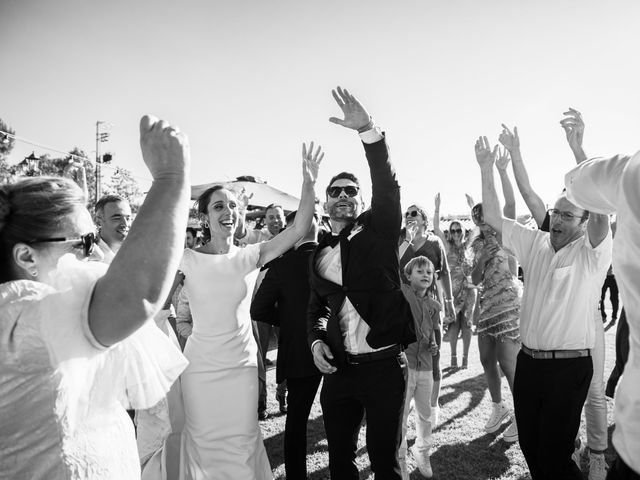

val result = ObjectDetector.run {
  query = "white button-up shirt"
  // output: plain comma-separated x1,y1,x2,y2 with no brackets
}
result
565,151,640,474
502,218,612,351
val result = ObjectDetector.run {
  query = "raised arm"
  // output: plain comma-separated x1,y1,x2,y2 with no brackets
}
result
330,86,400,237
258,142,320,266
560,108,587,164
495,147,516,220
433,193,446,243
89,116,191,346
499,125,546,226
475,136,504,234
559,108,609,246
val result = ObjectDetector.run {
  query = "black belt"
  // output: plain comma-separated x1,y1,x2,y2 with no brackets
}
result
521,345,591,360
346,345,402,365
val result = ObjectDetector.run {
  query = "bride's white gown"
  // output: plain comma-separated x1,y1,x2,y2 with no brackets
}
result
179,244,272,480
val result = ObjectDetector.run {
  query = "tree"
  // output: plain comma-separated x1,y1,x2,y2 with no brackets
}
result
0,118,16,183
102,166,143,213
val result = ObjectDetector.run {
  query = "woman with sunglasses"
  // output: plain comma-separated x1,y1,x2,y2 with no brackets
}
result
0,116,190,480
399,204,454,429
468,147,522,444
433,194,477,370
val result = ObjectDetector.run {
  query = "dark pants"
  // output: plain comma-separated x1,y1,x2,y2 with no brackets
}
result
601,274,619,319
284,374,323,479
607,453,640,480
514,351,593,480
606,309,630,398
320,354,406,480
252,321,267,413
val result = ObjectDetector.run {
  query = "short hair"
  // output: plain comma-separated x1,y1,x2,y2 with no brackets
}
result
0,177,86,282
95,194,127,214
265,204,284,216
326,172,360,196
404,255,434,278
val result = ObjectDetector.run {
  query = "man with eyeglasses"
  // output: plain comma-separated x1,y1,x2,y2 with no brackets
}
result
475,134,611,480
308,87,415,480
499,110,611,479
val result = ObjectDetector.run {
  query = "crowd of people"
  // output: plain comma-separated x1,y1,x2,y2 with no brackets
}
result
0,87,638,480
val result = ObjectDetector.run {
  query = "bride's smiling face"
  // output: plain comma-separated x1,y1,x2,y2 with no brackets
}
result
203,189,239,238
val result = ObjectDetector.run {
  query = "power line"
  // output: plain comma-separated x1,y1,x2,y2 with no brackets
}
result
0,129,152,184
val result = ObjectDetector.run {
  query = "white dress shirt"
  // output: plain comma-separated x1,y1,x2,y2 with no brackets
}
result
565,151,640,474
502,218,612,351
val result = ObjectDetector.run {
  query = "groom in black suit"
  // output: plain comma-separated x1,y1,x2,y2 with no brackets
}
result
308,86,415,480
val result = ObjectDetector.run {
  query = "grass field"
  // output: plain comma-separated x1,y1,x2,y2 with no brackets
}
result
259,311,621,479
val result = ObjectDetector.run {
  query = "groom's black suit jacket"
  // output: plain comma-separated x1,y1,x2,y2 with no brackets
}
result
307,136,415,370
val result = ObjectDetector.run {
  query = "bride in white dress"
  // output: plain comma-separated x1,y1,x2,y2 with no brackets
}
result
178,143,322,480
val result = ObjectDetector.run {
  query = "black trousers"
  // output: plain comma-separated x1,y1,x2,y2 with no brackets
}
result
607,453,640,479
514,351,593,480
284,374,323,479
320,354,406,480
601,274,619,318
606,309,630,398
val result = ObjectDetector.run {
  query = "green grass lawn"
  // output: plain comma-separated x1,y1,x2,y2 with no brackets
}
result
260,313,620,479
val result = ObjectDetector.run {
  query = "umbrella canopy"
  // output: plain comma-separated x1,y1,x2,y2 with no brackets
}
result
191,180,301,211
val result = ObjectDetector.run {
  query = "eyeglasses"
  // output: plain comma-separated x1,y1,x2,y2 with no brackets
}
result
450,228,462,233
547,208,585,222
327,185,359,198
31,232,97,257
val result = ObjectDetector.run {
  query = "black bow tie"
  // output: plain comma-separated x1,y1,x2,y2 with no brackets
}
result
326,234,340,248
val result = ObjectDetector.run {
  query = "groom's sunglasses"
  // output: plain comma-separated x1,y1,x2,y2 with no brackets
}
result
327,185,359,198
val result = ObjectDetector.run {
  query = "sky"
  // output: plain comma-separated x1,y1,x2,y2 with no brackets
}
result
2,0,640,215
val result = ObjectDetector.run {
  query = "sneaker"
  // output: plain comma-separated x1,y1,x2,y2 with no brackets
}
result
461,355,468,369
398,456,409,480
484,402,510,433
588,452,607,480
572,438,585,466
411,446,433,478
502,416,518,443
430,404,440,428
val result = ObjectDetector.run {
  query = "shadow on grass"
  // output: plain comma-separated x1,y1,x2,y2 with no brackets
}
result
437,372,487,430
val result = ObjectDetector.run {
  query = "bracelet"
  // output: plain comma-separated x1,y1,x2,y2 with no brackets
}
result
357,118,375,133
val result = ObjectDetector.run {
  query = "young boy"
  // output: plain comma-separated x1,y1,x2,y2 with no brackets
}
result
399,256,441,479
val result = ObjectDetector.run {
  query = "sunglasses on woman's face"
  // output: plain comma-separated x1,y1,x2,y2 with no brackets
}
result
31,232,97,258
405,211,420,218
327,185,359,198
450,228,462,233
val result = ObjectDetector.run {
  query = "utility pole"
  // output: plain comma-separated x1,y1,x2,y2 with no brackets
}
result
95,121,110,204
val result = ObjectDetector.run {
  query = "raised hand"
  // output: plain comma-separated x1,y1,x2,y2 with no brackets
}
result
560,107,584,151
495,147,511,171
475,136,498,168
465,193,475,210
301,141,323,185
498,124,520,152
328,86,372,131
405,221,418,243
434,192,441,211
236,188,254,214
140,115,190,180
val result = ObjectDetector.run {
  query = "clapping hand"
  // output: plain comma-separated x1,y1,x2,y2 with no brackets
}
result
495,147,511,171
475,136,498,168
301,141,323,185
329,86,372,131
498,124,520,153
560,108,584,151
140,115,190,180
236,188,254,215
